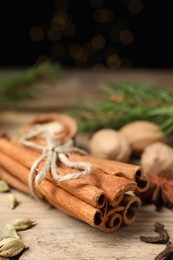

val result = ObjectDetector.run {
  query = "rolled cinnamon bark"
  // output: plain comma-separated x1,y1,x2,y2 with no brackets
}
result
120,194,141,225
69,153,149,192
0,146,106,209
0,152,104,229
0,138,137,208
102,206,123,231
0,167,30,195
58,163,136,207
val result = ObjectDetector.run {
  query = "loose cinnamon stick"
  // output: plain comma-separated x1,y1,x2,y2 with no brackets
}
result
120,194,141,225
69,153,149,192
0,140,106,209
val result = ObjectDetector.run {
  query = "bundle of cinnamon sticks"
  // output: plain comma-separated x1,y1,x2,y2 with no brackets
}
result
0,114,149,232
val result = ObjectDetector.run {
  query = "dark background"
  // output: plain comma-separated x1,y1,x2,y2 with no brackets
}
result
0,0,173,69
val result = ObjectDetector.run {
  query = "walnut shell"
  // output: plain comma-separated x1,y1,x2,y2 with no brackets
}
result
119,121,166,157
89,129,131,162
141,142,173,175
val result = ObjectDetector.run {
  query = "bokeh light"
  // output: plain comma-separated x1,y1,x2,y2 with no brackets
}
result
91,35,106,49
28,0,145,69
120,30,134,44
30,27,44,42
129,0,143,14
94,9,114,23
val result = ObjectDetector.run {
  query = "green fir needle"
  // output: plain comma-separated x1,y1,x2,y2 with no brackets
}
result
74,82,173,135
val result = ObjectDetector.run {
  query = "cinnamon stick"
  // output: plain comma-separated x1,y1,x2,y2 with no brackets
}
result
0,151,141,231
58,163,136,207
0,114,143,232
0,167,30,195
0,138,137,208
120,194,141,225
69,153,149,192
0,138,106,208
0,164,126,232
103,206,124,231
0,147,106,208
0,152,104,230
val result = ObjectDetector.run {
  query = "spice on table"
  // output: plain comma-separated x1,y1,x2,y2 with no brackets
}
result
0,179,10,192
10,218,37,231
140,222,173,260
120,121,166,157
136,142,173,210
0,237,28,258
7,193,19,209
141,142,173,176
89,128,131,162
0,113,149,232
155,242,173,260
135,172,173,210
140,222,169,244
2,223,20,239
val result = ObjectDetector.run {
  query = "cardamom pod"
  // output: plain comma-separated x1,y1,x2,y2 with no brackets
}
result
2,224,20,239
0,180,10,192
10,218,36,230
0,238,28,257
7,194,19,209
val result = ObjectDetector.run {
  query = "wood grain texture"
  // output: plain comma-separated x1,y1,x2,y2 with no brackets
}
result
1,69,173,259
0,190,173,260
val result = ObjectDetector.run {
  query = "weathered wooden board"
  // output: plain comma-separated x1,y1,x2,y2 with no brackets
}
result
1,190,173,260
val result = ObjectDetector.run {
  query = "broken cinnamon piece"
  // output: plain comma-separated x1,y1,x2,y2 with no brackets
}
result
140,222,169,244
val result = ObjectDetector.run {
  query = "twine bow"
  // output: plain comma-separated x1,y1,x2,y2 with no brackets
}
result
20,123,93,196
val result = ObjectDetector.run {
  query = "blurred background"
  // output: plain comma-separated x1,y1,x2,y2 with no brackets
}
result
1,0,173,69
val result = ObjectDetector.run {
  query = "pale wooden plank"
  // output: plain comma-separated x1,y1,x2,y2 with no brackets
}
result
0,189,172,260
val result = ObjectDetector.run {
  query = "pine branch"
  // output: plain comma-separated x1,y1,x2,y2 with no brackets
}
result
74,82,173,135
0,61,61,108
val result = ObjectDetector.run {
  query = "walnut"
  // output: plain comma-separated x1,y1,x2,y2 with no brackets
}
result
89,129,131,162
119,121,166,157
141,142,173,175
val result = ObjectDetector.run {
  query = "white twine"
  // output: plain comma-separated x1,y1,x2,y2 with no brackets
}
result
20,123,93,197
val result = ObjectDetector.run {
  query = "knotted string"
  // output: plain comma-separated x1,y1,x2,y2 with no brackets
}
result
20,123,93,197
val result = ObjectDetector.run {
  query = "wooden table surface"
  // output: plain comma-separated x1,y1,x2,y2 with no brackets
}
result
1,69,173,260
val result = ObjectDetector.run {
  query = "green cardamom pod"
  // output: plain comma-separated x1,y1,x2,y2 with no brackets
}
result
0,238,28,257
7,194,19,209
0,180,10,192
10,218,36,230
2,224,20,239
